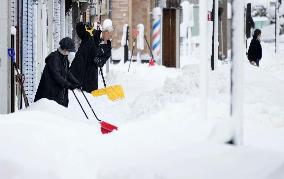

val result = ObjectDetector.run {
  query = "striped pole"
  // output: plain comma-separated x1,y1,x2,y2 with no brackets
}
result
152,7,162,63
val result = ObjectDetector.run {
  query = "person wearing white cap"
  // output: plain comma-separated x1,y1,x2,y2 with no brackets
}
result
96,19,113,67
70,19,113,93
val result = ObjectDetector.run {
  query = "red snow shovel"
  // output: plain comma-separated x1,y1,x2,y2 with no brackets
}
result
72,90,118,134
144,35,156,67
149,58,155,66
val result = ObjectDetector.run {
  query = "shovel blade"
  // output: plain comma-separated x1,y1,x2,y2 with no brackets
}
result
91,85,125,101
100,121,118,134
149,58,155,66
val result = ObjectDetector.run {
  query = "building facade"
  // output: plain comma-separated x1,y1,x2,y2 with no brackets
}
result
0,0,231,114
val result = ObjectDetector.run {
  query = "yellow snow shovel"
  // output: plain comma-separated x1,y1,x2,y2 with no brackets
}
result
91,67,125,101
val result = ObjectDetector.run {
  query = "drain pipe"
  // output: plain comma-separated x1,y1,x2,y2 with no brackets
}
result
106,0,112,73
109,0,112,18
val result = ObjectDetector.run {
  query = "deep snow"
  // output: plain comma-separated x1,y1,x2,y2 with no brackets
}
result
1,41,284,178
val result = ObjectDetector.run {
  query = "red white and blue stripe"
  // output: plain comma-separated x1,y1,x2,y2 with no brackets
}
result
152,13,161,61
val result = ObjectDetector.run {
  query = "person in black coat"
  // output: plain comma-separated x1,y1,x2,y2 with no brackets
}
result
248,29,262,67
70,21,112,93
34,37,80,107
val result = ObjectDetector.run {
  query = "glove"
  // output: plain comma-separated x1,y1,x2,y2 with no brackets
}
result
68,84,76,90
96,58,105,68
74,83,82,90
68,83,81,90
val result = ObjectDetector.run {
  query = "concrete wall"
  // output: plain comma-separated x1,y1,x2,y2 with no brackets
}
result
0,0,11,114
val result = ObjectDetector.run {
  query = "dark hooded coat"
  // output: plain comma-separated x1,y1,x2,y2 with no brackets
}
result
248,35,262,63
34,50,79,107
70,22,112,93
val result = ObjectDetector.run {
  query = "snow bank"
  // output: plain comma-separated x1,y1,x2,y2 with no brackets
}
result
1,108,284,179
261,24,276,42
0,110,100,179
1,41,284,178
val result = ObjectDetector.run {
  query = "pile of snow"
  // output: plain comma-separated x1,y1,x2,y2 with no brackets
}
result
260,21,284,43
111,47,125,61
243,41,284,128
1,41,284,178
261,24,275,42
1,103,284,179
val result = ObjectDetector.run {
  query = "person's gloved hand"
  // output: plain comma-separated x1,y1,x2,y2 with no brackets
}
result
68,84,77,90
68,82,81,90
74,82,82,90
96,58,105,68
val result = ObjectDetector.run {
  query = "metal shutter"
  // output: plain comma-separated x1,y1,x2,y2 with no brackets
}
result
53,0,61,50
22,0,36,103
10,0,17,26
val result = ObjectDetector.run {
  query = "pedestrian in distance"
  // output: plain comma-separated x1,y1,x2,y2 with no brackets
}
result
248,29,262,67
34,37,81,107
70,19,113,93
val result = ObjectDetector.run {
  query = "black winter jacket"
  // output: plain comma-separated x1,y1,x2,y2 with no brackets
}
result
34,50,79,107
70,23,112,93
248,36,262,62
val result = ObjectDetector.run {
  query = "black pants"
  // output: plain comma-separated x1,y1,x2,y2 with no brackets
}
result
255,59,260,67
250,59,260,67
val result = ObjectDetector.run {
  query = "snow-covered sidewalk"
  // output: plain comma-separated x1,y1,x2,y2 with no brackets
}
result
1,107,284,179
1,42,284,178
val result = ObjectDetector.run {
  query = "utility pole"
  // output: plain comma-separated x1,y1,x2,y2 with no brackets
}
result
199,0,208,120
214,0,219,69
246,3,255,51
275,0,281,53
211,0,218,70
124,25,129,63
230,0,245,146
0,0,11,114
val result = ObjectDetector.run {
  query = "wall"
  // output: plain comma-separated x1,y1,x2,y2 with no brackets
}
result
0,0,11,114
111,0,129,48
132,0,152,53
111,0,154,50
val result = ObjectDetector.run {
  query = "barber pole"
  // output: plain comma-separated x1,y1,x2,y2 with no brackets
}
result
152,7,162,63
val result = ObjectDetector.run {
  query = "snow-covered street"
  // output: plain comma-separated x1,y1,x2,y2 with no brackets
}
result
1,41,284,178
1,0,284,178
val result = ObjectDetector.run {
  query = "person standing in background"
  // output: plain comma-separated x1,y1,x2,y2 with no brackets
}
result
248,29,262,67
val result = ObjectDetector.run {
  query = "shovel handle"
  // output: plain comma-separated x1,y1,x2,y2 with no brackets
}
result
72,90,89,119
8,48,30,107
144,35,154,60
128,39,136,72
80,89,101,122
80,90,118,134
99,67,107,88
